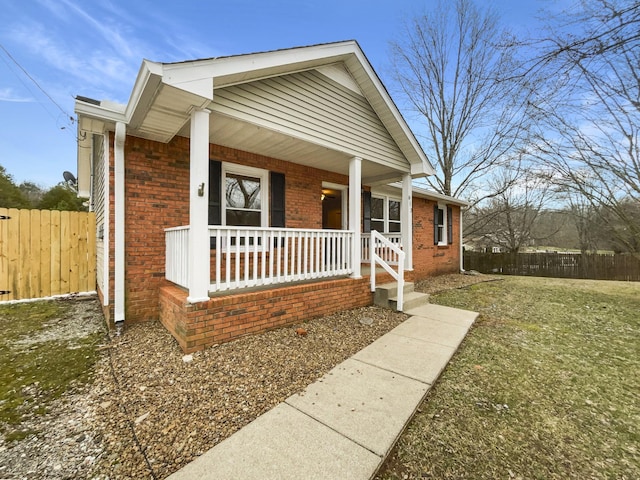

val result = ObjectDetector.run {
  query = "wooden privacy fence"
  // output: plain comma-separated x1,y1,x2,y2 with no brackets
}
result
464,251,640,281
0,208,96,301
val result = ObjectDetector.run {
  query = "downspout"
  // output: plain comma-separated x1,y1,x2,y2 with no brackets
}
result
88,137,95,212
102,133,110,307
460,207,465,273
114,122,126,326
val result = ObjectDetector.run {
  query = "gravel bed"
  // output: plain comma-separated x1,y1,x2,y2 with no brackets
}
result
0,273,497,479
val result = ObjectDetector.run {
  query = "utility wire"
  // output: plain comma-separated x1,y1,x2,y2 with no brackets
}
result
0,43,75,126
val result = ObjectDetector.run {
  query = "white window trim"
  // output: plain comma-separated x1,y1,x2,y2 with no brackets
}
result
437,203,447,246
372,194,402,234
221,163,269,227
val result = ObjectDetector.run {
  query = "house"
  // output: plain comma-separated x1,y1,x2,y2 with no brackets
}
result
75,41,468,353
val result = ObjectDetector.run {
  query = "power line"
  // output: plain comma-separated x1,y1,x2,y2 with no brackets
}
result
0,43,75,126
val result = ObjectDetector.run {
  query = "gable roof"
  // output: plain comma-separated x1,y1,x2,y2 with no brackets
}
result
76,40,435,193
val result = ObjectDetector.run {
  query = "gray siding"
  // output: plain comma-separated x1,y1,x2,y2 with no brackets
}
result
212,69,408,170
92,134,105,295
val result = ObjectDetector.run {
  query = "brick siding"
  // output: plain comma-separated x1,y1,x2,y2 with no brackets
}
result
411,197,461,277
159,277,372,353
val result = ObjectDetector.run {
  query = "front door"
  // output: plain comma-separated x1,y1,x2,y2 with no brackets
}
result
322,186,345,229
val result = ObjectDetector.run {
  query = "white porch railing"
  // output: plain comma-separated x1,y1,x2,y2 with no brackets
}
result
166,226,355,292
361,233,402,264
166,226,190,288
370,230,405,311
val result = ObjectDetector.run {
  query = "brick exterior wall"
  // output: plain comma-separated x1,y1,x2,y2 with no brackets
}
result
117,134,353,324
159,277,372,353
411,197,461,277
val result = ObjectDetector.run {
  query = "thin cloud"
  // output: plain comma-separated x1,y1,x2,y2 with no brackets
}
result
55,0,136,59
0,87,33,102
10,22,135,89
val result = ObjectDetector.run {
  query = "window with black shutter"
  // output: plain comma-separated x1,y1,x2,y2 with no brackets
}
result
208,160,285,248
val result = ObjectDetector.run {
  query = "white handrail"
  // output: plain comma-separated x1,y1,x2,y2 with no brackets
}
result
361,233,402,264
370,230,405,311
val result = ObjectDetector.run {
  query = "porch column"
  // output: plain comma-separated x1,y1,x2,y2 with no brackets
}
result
349,156,362,279
187,107,211,303
401,173,413,271
114,121,126,323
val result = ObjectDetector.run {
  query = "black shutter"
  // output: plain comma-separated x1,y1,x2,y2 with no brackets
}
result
434,204,439,245
362,190,371,233
209,160,222,248
447,206,453,245
270,172,286,227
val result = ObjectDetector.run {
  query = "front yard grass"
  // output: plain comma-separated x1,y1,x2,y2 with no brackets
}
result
0,298,104,442
378,276,639,479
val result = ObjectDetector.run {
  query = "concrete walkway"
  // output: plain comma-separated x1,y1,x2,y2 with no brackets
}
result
168,303,479,480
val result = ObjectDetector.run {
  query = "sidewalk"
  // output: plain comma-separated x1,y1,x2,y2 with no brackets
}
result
168,303,479,480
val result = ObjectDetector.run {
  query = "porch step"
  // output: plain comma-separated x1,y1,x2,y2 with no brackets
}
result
374,282,430,312
389,290,431,312
374,282,415,307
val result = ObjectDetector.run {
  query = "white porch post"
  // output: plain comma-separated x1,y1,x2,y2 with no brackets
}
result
187,108,211,303
114,122,126,323
349,156,362,279
401,173,413,271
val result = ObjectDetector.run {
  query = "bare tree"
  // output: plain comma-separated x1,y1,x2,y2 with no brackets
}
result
531,0,640,256
569,196,599,254
389,0,534,202
474,170,554,253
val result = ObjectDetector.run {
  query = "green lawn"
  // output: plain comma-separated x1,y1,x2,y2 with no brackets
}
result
378,276,639,480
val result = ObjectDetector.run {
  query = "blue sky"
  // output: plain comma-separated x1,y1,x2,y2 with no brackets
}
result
0,0,559,188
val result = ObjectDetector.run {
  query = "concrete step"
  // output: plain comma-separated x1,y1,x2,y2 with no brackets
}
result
373,281,415,308
389,290,430,312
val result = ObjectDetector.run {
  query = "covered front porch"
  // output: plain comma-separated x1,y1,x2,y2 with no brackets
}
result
76,42,436,344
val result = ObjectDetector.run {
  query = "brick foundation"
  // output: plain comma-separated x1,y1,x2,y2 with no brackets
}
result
159,277,372,353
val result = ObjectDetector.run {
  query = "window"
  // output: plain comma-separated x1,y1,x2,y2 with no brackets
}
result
371,195,402,233
225,173,262,226
388,199,401,232
222,164,269,227
435,206,445,244
434,204,453,245
209,160,286,249
371,196,384,232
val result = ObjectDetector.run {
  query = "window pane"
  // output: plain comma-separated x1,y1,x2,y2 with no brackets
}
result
389,200,400,221
371,220,384,232
437,207,445,226
226,209,261,226
371,197,384,219
226,174,261,209
389,221,401,233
